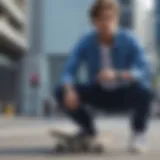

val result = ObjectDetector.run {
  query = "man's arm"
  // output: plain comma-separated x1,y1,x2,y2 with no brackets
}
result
129,36,151,81
60,37,86,109
120,35,151,82
61,36,86,87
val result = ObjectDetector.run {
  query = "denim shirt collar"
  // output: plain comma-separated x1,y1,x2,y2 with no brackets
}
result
93,28,121,50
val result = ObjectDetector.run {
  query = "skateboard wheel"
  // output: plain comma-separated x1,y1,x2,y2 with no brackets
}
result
69,147,79,153
70,143,83,153
81,143,90,152
54,144,67,153
92,145,104,153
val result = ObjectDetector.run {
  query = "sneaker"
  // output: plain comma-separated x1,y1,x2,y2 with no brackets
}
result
128,132,148,154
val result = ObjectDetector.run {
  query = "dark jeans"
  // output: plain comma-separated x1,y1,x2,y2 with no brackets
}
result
55,83,153,135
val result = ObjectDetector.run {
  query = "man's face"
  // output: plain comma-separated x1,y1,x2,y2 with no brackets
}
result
93,9,118,36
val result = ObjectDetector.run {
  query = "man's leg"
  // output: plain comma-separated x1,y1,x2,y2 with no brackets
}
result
54,83,105,136
104,85,153,152
107,84,153,133
123,85,154,152
128,86,153,133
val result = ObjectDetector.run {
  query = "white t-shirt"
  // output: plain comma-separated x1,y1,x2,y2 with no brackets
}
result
100,45,119,89
100,45,112,69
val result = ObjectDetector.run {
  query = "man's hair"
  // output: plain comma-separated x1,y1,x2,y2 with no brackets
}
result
89,0,120,19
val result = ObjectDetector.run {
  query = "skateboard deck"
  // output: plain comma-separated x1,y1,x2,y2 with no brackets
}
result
49,129,112,153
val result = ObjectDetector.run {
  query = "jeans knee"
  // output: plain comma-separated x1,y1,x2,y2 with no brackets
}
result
134,86,153,102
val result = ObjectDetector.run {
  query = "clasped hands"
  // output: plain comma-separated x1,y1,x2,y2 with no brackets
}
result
97,69,133,83
63,69,133,111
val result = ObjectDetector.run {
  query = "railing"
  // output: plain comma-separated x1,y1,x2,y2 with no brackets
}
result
0,17,27,50
13,0,26,12
0,0,25,25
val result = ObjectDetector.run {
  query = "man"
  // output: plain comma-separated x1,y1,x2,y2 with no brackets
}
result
55,0,153,153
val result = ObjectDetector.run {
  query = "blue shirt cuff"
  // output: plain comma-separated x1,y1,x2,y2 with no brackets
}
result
131,69,142,81
61,75,73,85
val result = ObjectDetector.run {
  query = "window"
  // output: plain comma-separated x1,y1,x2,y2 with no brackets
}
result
0,54,13,67
14,0,26,12
120,8,133,29
8,17,23,32
0,5,6,16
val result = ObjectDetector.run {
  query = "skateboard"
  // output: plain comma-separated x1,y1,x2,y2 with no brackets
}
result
49,129,112,153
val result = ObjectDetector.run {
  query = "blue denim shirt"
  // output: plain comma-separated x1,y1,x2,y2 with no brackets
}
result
61,29,152,88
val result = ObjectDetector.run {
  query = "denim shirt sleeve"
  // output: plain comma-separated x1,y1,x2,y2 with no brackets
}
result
129,35,151,82
60,36,86,85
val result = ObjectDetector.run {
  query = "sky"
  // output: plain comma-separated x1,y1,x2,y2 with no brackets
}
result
143,0,154,10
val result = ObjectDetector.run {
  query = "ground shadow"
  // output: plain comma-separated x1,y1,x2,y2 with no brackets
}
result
0,147,156,158
0,147,52,157
0,147,127,157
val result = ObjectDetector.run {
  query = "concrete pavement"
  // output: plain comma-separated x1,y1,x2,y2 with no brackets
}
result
0,117,160,160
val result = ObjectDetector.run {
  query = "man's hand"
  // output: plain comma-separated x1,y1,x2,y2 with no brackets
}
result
97,69,117,83
63,86,79,111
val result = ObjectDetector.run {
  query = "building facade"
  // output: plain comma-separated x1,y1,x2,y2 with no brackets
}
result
0,0,28,113
22,0,156,116
155,0,160,53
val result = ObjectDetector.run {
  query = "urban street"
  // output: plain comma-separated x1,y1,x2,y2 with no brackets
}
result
0,117,160,160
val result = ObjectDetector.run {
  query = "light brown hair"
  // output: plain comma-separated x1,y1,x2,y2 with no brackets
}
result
90,0,120,19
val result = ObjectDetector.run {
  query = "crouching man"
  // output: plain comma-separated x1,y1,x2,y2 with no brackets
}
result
54,0,153,153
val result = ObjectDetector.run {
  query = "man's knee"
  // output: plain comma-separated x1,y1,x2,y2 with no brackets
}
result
130,85,153,102
126,85,153,110
138,87,153,101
